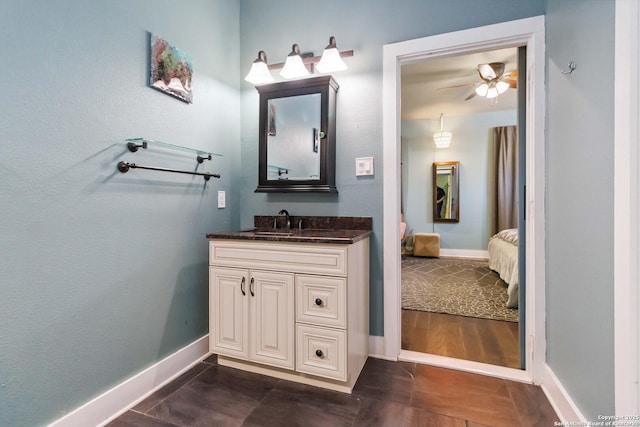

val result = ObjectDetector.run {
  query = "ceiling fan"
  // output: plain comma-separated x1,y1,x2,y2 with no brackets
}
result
467,62,517,100
439,62,517,101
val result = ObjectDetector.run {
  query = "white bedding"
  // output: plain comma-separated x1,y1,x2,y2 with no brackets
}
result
488,228,519,308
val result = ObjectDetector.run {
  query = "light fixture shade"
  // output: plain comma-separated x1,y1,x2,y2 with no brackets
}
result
316,37,347,73
486,85,499,98
244,51,274,85
433,131,452,148
475,83,489,97
496,80,509,94
280,44,310,79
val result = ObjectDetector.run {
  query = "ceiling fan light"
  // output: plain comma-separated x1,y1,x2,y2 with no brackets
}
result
475,83,489,97
486,86,499,99
496,80,509,94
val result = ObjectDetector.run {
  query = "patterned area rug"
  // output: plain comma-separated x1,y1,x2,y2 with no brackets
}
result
402,256,519,322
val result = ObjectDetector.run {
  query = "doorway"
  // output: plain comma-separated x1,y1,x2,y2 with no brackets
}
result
382,16,546,384
399,46,522,369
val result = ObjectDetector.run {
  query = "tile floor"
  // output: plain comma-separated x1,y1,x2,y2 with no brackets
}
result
107,354,558,427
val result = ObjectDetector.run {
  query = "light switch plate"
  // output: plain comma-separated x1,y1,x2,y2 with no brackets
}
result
217,191,226,208
355,157,374,176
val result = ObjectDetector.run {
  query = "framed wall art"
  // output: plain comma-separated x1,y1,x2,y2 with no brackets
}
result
150,34,193,103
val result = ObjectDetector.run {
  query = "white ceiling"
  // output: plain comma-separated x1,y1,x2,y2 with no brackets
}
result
400,47,518,120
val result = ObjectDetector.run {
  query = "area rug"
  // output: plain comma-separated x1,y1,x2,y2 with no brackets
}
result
402,256,519,322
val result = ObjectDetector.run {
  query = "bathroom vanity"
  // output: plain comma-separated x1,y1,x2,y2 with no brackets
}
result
206,216,370,393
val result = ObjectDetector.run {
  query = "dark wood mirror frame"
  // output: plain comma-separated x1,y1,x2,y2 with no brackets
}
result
255,76,338,193
433,161,460,223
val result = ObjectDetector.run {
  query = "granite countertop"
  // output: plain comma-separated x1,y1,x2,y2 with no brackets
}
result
206,228,371,244
206,216,372,244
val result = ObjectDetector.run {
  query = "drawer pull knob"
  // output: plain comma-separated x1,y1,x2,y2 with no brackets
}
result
315,349,324,358
315,298,323,306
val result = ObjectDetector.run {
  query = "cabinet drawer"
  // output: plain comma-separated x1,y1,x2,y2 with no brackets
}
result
296,275,346,328
296,324,347,381
210,240,347,276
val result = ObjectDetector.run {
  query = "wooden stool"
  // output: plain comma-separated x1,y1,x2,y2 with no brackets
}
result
413,233,440,257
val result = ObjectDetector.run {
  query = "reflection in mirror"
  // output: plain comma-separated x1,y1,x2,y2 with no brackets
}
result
267,94,321,180
433,161,459,223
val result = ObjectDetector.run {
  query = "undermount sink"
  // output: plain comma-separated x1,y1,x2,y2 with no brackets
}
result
252,230,295,236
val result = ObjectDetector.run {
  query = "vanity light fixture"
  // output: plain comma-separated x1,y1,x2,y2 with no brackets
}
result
280,44,311,79
244,50,274,85
246,37,354,85
433,113,452,148
316,36,348,73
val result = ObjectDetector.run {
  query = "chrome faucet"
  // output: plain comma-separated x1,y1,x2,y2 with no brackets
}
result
278,209,291,229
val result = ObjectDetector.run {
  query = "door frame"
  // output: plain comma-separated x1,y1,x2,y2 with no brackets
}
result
614,0,640,415
382,16,546,384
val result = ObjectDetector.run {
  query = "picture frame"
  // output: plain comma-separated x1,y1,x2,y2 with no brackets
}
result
150,34,193,103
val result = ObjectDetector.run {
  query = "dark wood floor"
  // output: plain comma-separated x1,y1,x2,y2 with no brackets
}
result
402,309,520,369
108,354,557,427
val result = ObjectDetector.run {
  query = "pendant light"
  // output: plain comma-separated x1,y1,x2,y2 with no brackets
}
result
433,113,452,148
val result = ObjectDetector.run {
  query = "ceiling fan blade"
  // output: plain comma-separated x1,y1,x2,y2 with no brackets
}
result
503,69,518,78
437,82,476,90
507,80,517,89
464,91,477,101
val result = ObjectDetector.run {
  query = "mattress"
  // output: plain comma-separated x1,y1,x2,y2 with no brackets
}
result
488,228,519,308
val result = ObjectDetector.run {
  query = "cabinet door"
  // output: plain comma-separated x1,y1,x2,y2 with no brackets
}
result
209,267,249,359
249,270,295,370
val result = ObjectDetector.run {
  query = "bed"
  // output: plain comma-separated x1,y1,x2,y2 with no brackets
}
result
488,228,519,308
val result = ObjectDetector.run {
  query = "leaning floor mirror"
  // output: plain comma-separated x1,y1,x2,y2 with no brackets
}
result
433,161,459,222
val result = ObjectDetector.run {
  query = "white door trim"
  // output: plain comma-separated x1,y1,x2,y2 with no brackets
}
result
382,15,546,384
614,0,640,415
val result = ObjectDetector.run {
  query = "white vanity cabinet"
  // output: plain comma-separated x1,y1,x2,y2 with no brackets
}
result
209,267,294,370
208,237,369,393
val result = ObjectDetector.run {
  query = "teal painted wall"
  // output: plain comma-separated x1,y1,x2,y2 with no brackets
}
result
0,1,240,425
402,111,517,250
239,0,544,337
1,0,618,423
545,0,615,418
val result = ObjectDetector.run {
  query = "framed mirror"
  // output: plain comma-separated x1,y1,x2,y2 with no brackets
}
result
433,161,459,222
255,76,338,193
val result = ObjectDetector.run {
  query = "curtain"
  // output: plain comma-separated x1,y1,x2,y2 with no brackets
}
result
493,126,518,234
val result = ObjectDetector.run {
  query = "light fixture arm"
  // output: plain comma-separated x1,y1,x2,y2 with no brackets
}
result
288,44,301,57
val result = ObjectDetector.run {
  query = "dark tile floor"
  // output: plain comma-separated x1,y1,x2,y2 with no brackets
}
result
107,354,558,427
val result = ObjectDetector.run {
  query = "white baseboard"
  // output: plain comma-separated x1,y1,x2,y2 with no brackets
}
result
541,363,586,423
48,335,210,427
440,249,489,259
368,335,396,360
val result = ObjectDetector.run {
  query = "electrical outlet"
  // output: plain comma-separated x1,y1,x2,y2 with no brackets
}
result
217,191,226,208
